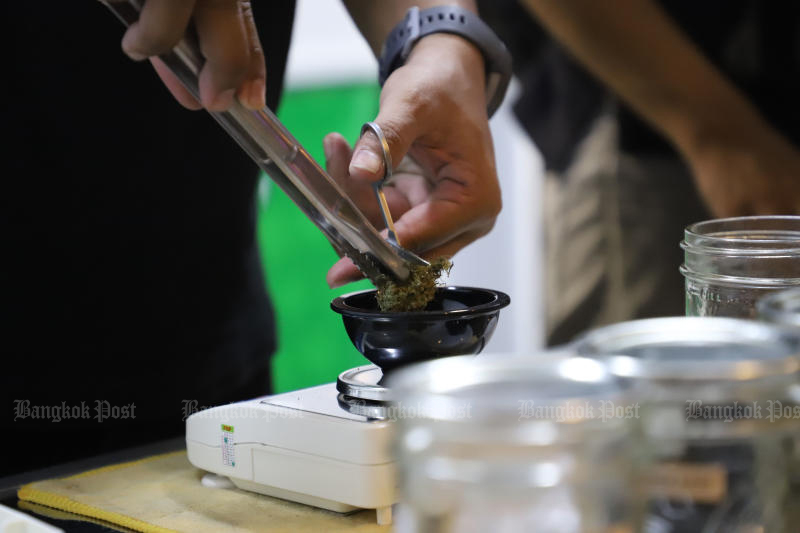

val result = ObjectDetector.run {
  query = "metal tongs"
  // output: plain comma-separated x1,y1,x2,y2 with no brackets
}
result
101,0,428,284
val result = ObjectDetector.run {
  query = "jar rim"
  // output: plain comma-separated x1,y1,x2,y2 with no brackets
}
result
387,354,630,424
683,216,800,254
571,317,800,382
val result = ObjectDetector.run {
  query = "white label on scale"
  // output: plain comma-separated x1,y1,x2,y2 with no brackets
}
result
221,424,235,467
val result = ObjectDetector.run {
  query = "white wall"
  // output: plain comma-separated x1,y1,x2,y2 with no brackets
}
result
285,0,376,88
286,0,546,352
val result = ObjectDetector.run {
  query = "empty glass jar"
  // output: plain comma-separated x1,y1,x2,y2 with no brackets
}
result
387,354,643,533
680,216,800,318
573,317,800,533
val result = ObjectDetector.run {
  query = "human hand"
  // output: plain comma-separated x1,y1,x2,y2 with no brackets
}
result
685,125,800,217
324,34,502,288
120,0,265,111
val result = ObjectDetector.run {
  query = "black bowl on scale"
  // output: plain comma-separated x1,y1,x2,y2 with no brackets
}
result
331,286,510,374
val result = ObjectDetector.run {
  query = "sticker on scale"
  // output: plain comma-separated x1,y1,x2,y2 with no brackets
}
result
221,424,235,467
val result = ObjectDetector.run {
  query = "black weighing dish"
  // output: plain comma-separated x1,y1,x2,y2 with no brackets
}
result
331,286,510,372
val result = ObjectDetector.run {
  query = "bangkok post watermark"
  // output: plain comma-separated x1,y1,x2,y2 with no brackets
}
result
685,400,800,423
13,400,136,423
518,399,640,422
347,399,473,421
181,399,305,422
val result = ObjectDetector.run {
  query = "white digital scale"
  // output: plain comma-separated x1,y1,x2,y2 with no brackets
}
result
185,365,397,525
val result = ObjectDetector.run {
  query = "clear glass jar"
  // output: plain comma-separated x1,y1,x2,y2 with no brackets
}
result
680,216,800,318
573,317,800,533
387,354,643,533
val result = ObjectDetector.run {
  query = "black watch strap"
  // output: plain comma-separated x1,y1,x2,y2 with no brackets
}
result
378,5,512,117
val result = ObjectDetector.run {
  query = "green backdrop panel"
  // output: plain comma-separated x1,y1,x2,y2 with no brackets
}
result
259,82,380,392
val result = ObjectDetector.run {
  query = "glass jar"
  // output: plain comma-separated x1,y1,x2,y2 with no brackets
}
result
680,216,800,318
387,354,643,533
573,317,800,533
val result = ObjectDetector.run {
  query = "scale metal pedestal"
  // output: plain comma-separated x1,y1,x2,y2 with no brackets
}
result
185,366,396,525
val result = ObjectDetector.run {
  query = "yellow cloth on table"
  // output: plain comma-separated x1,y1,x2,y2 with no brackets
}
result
18,451,389,533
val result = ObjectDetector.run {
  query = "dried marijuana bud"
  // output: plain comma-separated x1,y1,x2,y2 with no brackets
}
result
375,257,452,312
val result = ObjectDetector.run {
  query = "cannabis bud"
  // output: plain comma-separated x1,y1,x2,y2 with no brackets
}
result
375,257,452,312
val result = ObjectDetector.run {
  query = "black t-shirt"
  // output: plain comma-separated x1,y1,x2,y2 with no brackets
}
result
480,0,800,172
1,1,295,474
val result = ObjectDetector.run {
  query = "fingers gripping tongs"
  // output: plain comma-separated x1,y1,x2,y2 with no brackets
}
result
101,0,427,284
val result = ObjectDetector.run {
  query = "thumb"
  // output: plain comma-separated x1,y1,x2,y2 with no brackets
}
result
349,113,419,183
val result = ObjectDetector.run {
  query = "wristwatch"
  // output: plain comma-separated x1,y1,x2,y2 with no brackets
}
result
378,5,512,117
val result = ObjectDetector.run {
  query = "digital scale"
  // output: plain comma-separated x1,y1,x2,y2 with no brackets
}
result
185,286,509,527
186,366,397,525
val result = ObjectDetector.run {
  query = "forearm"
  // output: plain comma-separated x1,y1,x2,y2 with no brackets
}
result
343,0,478,56
522,0,771,158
